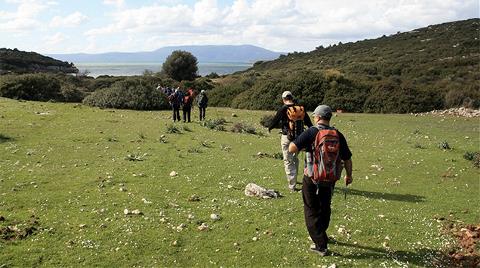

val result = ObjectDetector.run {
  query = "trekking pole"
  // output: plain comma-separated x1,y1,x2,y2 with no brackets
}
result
343,181,347,201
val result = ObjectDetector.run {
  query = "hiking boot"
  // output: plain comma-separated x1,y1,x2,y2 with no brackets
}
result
310,245,329,256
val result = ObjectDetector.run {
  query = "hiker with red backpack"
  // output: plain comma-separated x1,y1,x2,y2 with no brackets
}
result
268,91,313,192
182,88,195,123
288,104,353,256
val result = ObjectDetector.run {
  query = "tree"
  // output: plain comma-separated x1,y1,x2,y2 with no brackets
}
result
162,50,198,81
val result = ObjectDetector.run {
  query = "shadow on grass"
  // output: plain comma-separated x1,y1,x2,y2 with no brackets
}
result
334,188,426,203
333,240,453,267
0,133,13,143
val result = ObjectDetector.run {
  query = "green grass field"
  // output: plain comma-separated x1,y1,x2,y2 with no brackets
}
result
0,97,478,267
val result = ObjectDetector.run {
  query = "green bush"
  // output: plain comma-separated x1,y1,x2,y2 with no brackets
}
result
231,122,257,134
363,81,443,113
445,86,480,108
82,77,169,110
0,73,62,101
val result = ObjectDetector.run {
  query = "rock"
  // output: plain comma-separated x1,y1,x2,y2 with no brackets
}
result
198,223,209,231
210,214,221,221
172,240,178,246
79,224,87,228
124,209,142,215
170,171,178,177
131,209,142,215
244,183,280,199
327,264,336,268
176,223,186,232
187,214,195,220
188,194,201,202
142,198,152,204
252,236,258,241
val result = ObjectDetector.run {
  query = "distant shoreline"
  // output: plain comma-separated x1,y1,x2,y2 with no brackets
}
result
75,62,253,77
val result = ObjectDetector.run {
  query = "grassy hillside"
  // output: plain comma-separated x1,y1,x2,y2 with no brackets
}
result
209,19,480,112
0,48,78,75
0,98,478,267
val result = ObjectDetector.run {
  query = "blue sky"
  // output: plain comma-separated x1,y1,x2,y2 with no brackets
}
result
1,0,478,54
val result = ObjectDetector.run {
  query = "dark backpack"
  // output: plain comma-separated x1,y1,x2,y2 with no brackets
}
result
286,105,305,140
312,126,341,184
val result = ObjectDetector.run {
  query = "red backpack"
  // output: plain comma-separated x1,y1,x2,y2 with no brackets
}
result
312,127,341,184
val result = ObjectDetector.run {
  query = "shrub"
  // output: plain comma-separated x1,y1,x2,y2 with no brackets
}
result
60,85,86,102
82,77,169,110
260,114,279,128
0,133,12,143
0,74,61,101
201,118,226,131
463,151,480,168
438,141,451,150
166,124,181,134
445,86,480,108
231,122,257,134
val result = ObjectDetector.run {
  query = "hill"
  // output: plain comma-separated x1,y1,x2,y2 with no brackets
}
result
48,45,283,63
209,18,480,113
0,48,78,74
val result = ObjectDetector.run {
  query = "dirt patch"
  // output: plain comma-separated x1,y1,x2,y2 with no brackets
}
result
0,215,40,241
442,220,480,267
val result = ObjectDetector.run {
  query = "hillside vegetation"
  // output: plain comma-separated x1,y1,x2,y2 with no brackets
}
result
209,18,480,113
0,48,78,75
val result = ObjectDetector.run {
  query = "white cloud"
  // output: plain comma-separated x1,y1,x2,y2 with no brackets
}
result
78,0,479,52
103,0,125,9
50,12,88,28
44,32,66,45
0,0,55,33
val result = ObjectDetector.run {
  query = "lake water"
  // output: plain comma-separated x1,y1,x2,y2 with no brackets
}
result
75,62,253,77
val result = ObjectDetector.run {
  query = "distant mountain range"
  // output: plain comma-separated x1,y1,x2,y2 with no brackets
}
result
48,45,283,64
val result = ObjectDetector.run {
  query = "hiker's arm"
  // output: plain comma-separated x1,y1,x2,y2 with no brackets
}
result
344,159,353,185
268,108,283,132
288,142,298,153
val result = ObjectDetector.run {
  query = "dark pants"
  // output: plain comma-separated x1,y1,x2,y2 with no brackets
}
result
302,176,334,250
172,106,180,122
183,105,191,122
199,107,206,121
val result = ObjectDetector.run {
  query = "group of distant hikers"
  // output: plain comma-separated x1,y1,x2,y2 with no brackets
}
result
268,91,353,256
157,85,209,122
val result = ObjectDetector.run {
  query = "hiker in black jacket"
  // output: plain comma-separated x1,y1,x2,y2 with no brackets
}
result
268,91,313,192
289,104,353,257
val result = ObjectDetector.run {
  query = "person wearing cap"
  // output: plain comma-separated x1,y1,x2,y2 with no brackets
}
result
197,90,208,121
268,91,313,192
288,104,353,256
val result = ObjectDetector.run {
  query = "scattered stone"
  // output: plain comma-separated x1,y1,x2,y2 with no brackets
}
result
188,194,201,202
245,183,280,199
142,198,152,204
170,171,178,177
172,240,178,246
123,209,143,216
210,214,221,221
198,223,209,231
79,224,87,228
419,107,480,118
176,223,186,232
252,236,258,241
